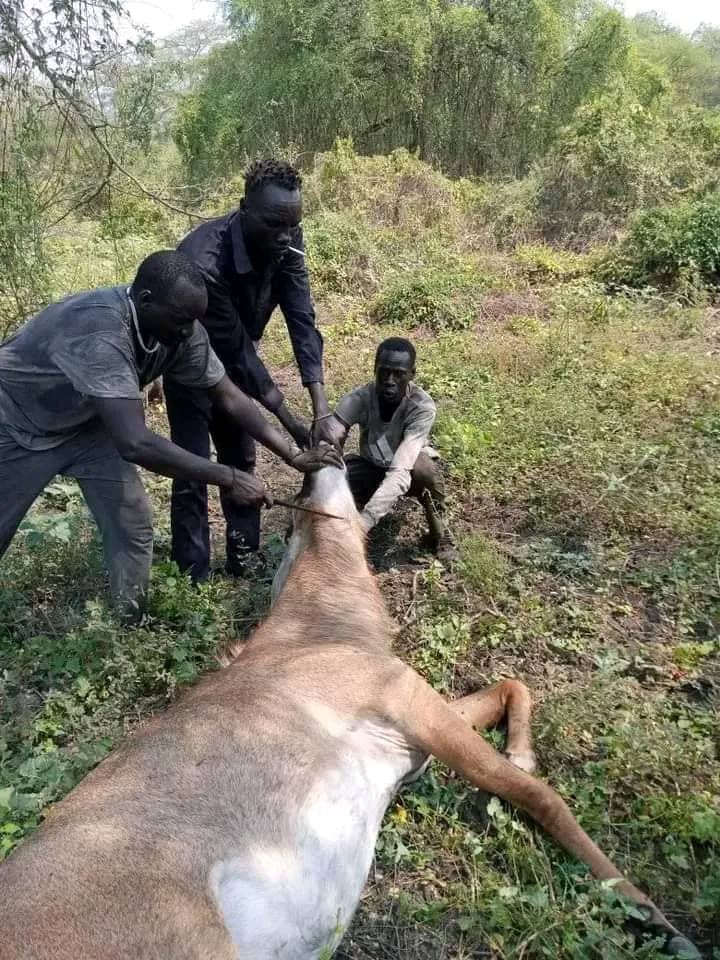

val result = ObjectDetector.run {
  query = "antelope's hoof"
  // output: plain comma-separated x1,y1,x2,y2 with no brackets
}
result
506,750,537,774
634,906,702,959
663,934,702,959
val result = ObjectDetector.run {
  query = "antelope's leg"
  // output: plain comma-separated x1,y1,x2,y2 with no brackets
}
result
449,680,536,773
387,667,699,956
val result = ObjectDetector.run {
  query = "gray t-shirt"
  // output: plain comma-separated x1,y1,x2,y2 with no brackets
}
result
335,381,437,527
0,285,225,450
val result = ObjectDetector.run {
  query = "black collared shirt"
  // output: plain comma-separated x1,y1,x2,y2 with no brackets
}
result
177,211,323,411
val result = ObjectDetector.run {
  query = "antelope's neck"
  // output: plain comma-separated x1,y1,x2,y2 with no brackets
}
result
271,534,395,651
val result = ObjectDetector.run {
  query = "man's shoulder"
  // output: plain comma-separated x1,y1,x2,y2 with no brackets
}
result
335,382,372,422
164,320,225,389
344,382,374,404
48,285,129,332
407,383,436,415
52,283,125,308
180,320,212,351
177,214,232,271
178,213,231,246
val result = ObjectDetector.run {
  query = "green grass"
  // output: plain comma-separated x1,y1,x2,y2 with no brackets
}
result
1,153,719,958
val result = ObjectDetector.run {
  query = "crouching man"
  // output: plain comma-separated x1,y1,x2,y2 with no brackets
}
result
0,250,340,617
329,337,456,561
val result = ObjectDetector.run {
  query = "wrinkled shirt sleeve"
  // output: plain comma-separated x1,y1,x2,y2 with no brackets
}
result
233,339,284,412
362,403,436,529
334,386,368,428
52,333,141,399
206,279,284,411
163,323,226,390
276,229,324,386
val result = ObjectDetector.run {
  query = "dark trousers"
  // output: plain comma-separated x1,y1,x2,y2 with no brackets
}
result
0,425,153,614
165,379,259,582
345,451,449,548
345,452,446,508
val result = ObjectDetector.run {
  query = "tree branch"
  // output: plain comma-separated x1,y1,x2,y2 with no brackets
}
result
10,21,210,222
47,157,115,226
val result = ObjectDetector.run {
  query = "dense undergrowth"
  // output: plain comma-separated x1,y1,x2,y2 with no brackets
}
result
1,148,719,959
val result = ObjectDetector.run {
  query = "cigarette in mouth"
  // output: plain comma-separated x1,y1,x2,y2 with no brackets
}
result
288,246,305,257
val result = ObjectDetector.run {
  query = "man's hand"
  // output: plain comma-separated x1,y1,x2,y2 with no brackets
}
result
312,414,346,448
290,445,344,473
226,467,272,507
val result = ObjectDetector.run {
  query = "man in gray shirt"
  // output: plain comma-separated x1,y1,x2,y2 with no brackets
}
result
0,250,340,615
331,337,455,561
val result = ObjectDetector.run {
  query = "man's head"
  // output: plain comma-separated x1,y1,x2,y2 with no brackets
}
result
240,159,303,264
130,251,208,348
374,337,416,406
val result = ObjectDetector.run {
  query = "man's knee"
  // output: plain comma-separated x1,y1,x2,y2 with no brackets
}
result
127,491,153,548
344,454,384,508
410,452,444,498
112,479,154,551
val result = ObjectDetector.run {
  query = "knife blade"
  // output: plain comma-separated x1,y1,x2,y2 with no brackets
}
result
271,497,346,521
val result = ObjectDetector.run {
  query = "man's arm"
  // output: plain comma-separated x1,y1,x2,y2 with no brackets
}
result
209,286,284,413
92,380,341,491
200,279,310,448
91,395,270,506
209,375,303,463
308,385,346,447
226,319,312,449
209,376,342,470
277,237,345,447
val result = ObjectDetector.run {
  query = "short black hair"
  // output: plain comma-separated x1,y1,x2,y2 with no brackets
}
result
244,158,302,198
131,250,206,301
375,337,416,367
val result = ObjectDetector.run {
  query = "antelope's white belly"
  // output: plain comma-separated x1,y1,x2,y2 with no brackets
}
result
209,718,425,960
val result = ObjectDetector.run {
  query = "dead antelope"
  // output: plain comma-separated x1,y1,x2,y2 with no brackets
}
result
0,466,700,959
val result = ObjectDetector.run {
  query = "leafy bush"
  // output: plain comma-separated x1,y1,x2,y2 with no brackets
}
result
369,265,485,332
598,192,720,292
370,273,464,332
304,209,379,297
536,76,720,243
514,243,591,282
465,175,541,248
98,187,172,242
312,141,456,229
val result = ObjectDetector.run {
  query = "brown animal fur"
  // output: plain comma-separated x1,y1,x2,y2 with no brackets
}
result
0,467,698,960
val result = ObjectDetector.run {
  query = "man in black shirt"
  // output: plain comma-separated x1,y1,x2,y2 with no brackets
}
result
166,159,343,580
